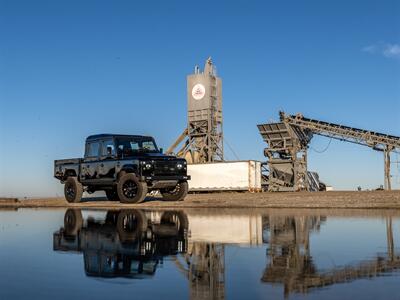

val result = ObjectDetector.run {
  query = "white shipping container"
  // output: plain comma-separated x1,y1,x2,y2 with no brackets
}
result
187,160,262,192
187,213,263,245
142,210,264,246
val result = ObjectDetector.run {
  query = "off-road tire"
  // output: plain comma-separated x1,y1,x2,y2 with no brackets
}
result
64,209,83,236
161,181,188,201
105,188,120,201
157,211,189,236
64,177,83,203
117,209,147,243
117,173,148,204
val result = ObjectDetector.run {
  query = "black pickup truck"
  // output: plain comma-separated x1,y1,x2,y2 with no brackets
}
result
54,134,190,203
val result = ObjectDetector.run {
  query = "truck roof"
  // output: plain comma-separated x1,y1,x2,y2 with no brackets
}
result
86,134,152,141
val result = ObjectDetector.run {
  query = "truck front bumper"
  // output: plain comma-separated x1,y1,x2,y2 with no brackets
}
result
140,175,190,181
140,175,191,189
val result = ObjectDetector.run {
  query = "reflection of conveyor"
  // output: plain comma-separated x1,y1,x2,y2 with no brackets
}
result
261,215,399,297
53,209,188,278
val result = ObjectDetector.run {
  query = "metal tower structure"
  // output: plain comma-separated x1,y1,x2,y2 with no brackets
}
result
258,111,400,191
167,57,223,163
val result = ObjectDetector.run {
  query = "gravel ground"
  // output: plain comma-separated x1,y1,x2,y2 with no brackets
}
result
1,190,399,209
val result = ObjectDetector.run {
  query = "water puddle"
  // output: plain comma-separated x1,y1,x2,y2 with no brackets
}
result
0,208,399,299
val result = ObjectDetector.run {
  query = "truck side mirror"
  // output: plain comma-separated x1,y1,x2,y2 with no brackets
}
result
160,148,163,154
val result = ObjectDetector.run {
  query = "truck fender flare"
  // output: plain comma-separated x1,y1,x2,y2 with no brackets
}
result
64,169,77,179
118,165,139,179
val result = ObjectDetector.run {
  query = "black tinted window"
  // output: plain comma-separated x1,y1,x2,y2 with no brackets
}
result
87,142,100,157
101,139,115,156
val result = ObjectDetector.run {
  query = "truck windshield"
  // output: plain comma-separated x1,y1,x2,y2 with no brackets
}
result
116,137,159,155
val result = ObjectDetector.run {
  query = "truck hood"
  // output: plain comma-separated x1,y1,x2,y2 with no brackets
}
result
129,153,180,160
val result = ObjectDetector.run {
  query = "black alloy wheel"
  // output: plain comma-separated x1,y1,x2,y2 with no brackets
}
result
117,173,148,203
123,180,138,199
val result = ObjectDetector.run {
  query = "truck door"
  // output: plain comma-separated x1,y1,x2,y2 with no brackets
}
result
98,139,116,183
81,141,101,182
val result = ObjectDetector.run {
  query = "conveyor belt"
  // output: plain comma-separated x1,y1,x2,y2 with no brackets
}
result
280,111,400,152
257,111,400,191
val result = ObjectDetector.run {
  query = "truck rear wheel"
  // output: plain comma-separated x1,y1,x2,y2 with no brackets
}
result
64,209,83,236
117,173,148,203
161,181,188,201
64,177,83,203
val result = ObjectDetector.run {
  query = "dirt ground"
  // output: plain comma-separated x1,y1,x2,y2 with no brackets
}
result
1,190,399,209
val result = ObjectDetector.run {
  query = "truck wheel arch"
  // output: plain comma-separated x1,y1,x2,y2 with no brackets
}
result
118,165,139,179
64,169,77,180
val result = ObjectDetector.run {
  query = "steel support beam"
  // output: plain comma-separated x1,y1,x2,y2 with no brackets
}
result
384,148,392,190
386,217,394,261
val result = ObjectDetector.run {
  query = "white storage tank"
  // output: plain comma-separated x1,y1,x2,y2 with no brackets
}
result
187,160,262,192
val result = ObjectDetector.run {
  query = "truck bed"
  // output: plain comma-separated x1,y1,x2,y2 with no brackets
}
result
55,158,82,165
54,158,82,180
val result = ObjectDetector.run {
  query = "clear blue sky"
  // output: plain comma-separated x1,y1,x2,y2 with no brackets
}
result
1,0,399,197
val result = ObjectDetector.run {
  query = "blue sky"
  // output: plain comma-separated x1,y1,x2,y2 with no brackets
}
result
1,0,399,197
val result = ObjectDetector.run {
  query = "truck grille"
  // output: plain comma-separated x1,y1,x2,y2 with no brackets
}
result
153,161,177,175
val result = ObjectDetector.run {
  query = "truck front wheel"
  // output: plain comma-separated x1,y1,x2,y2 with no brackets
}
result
117,173,148,203
117,209,147,243
161,181,188,201
64,177,83,203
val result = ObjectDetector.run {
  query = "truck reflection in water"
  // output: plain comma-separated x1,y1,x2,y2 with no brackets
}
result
53,209,188,278
54,208,225,299
53,209,399,299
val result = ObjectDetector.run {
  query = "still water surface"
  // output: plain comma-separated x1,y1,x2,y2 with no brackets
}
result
0,208,399,300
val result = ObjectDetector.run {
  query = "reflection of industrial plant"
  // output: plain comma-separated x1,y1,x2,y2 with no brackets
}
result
261,215,399,297
54,209,399,299
171,243,225,300
262,215,324,289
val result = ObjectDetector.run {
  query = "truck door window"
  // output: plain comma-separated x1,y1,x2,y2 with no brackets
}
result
142,140,157,151
130,141,139,150
101,139,115,156
86,142,100,157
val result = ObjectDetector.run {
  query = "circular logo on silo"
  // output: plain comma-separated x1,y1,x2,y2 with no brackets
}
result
192,83,205,100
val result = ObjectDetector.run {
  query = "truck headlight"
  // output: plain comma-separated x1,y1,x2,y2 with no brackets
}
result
141,161,152,170
176,163,183,169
